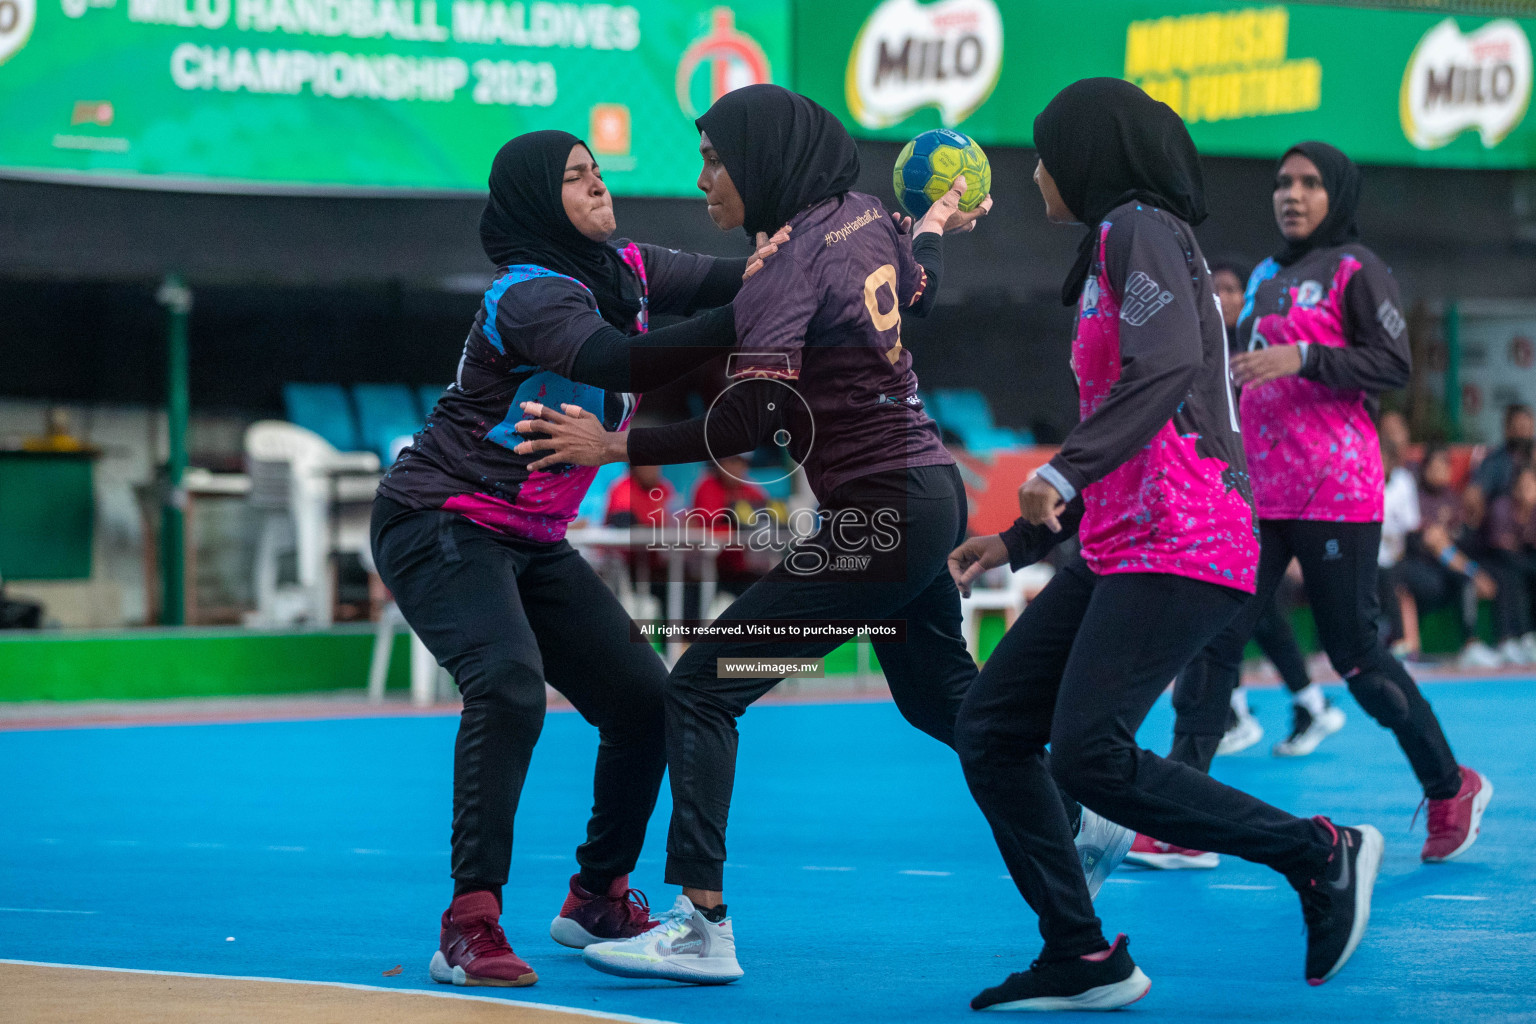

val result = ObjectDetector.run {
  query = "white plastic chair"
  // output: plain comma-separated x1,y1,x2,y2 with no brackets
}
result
363,592,451,706
961,563,1054,661
244,420,379,627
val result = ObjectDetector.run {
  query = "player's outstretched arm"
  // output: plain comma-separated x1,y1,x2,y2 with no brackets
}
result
948,534,1009,597
997,497,1085,569
893,176,993,317
567,309,736,393
561,230,790,394
890,176,993,238
514,379,780,471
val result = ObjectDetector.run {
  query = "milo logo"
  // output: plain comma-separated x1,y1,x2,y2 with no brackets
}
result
0,0,34,66
845,0,1003,129
1401,17,1533,150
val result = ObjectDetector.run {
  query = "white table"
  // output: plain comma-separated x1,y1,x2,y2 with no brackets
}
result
566,523,790,663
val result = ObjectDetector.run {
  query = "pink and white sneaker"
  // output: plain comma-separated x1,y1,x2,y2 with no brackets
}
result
550,873,656,948
1422,766,1493,863
429,891,537,987
1123,833,1220,870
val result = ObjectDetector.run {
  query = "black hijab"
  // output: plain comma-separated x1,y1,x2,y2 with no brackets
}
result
1033,78,1207,305
478,130,642,331
695,84,861,238
1274,141,1361,267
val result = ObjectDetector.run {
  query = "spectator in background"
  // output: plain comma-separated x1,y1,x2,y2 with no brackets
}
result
1378,409,1414,470
1463,403,1535,533
1210,260,1250,332
1481,463,1536,663
1399,445,1506,667
604,463,674,530
1473,403,1535,504
686,454,781,605
606,465,677,605
1378,437,1421,654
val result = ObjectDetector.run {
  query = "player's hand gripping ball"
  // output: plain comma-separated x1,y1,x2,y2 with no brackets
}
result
893,128,991,219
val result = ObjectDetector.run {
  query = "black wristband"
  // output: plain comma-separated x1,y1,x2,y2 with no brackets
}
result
910,231,944,316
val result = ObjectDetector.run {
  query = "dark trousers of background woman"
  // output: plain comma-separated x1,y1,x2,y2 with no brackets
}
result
1252,588,1313,695
1172,520,1461,800
371,496,669,902
1392,554,1481,644
1474,548,1536,643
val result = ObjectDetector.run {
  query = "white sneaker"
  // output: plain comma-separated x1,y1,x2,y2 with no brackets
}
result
1075,808,1134,899
1216,710,1264,755
581,895,743,984
1498,638,1532,666
1272,701,1346,757
1520,634,1536,662
1458,641,1504,670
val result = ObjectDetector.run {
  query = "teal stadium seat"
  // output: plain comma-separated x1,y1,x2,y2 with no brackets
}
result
282,383,360,452
352,384,427,463
576,462,628,525
661,462,706,510
930,388,1033,453
417,383,446,420
752,470,794,502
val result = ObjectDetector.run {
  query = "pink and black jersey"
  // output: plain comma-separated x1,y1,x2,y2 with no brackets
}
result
725,191,952,499
1235,244,1409,523
1040,201,1257,592
377,241,714,542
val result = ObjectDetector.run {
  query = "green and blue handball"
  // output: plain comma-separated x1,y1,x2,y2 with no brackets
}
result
892,128,992,219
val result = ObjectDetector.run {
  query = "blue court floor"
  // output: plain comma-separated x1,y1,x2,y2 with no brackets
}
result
2,678,1532,1023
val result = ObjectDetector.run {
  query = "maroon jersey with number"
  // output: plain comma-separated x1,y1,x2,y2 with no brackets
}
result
727,192,953,499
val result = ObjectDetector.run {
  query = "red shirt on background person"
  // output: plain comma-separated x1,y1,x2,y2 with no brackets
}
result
688,455,772,582
605,465,674,579
605,464,674,528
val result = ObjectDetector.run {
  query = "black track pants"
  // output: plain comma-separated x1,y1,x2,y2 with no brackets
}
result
1253,594,1312,694
661,465,976,892
956,558,1334,959
371,497,668,896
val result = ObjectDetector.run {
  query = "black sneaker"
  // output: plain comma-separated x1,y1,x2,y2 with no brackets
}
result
1290,817,1383,985
971,934,1150,1011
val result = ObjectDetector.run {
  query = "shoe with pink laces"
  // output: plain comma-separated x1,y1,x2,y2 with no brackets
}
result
1421,766,1493,863
550,873,656,949
1122,833,1220,870
429,891,537,987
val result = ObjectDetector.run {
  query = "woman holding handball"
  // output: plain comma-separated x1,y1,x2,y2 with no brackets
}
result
371,129,784,989
946,79,1381,1010
516,84,990,984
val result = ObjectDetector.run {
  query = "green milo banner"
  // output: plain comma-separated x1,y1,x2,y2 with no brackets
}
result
795,0,1536,168
0,0,786,193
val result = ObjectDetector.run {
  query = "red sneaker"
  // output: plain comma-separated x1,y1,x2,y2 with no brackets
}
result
549,873,656,949
1122,833,1220,870
429,891,537,987
1422,766,1493,863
